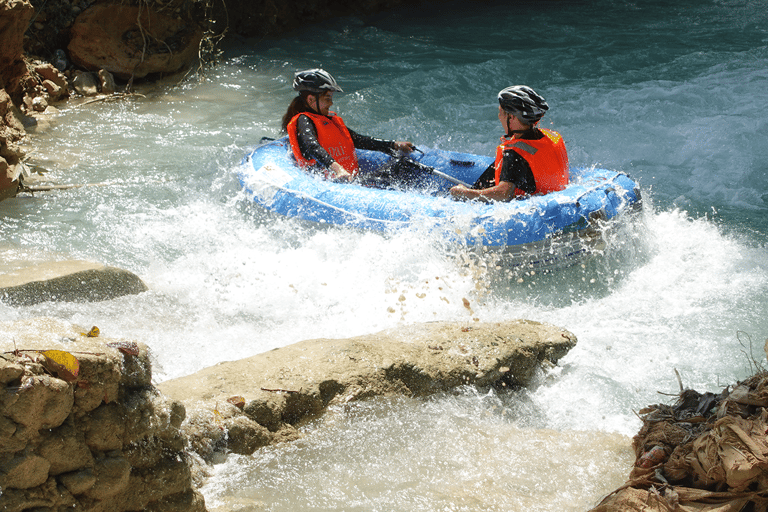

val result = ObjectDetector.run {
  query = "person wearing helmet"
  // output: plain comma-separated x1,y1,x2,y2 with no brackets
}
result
450,85,569,202
282,68,415,182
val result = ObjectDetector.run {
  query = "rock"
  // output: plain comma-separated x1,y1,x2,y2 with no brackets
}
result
35,63,69,101
72,70,99,96
0,88,25,135
53,49,68,72
4,374,73,432
98,68,116,94
85,454,131,500
0,358,25,384
1,155,20,200
0,260,149,306
67,2,203,80
160,320,577,461
83,403,126,451
0,323,206,511
59,467,96,495
1,87,26,201
0,452,51,489
37,422,94,475
41,79,65,100
0,0,34,103
31,95,47,112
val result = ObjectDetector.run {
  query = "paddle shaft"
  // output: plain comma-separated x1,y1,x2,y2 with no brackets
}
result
407,148,473,188
427,168,472,188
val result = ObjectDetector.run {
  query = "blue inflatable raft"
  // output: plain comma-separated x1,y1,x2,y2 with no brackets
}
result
238,137,641,269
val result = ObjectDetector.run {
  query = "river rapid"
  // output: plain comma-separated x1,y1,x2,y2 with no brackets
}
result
2,0,768,510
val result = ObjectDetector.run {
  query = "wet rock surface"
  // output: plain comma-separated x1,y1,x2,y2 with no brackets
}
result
0,260,148,306
159,320,577,467
1,317,577,510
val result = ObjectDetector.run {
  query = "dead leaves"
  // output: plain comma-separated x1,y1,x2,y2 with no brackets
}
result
5,324,142,389
81,326,100,337
40,349,80,382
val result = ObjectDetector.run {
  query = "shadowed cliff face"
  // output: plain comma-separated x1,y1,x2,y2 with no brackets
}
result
1,0,422,200
1,0,34,199
0,0,33,102
22,0,421,66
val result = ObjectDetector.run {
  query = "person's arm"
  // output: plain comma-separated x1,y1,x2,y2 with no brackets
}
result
450,150,534,202
348,128,414,154
450,181,516,202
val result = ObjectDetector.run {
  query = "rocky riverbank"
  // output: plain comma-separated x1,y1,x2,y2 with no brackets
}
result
1,312,578,512
0,0,421,200
0,252,581,512
0,319,205,512
4,260,768,512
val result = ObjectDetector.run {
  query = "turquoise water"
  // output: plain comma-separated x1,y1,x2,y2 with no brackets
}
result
2,0,768,509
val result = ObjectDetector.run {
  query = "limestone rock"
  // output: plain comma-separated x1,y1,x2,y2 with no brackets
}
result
67,2,203,80
37,422,94,475
0,323,205,511
0,89,25,136
1,88,25,200
0,357,25,384
160,320,577,461
85,454,131,500
59,467,96,496
4,374,73,431
0,452,51,489
0,260,148,306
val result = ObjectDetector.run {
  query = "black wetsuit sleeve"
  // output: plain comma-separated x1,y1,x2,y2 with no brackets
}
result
348,128,398,153
295,116,397,167
472,151,536,193
295,114,335,167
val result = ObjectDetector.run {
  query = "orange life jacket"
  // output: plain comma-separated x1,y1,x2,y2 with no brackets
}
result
287,111,359,177
494,128,569,196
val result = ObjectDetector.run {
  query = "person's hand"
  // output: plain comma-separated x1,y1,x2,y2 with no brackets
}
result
329,162,353,181
394,141,415,153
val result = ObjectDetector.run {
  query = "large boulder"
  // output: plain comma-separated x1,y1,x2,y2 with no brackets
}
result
0,260,148,306
160,320,577,462
67,2,203,80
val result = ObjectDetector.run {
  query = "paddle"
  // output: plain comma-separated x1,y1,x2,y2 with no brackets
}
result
395,148,473,188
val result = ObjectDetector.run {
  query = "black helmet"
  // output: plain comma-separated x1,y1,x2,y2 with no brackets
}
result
498,85,549,124
293,68,343,94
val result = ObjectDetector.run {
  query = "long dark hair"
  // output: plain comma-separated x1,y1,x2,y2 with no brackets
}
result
281,92,316,132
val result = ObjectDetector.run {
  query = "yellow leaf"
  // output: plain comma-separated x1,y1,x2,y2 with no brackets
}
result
40,350,80,382
80,326,99,337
